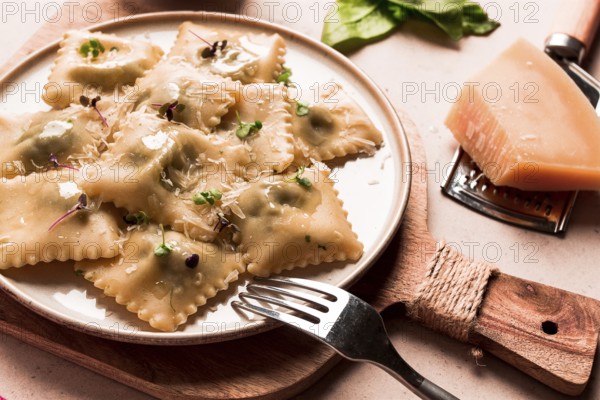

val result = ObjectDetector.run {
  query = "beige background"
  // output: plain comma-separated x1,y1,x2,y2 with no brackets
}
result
1,0,600,399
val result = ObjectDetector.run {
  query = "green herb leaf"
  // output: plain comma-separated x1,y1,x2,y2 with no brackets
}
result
286,166,312,189
305,235,311,243
80,38,106,59
124,211,150,225
154,224,173,257
276,67,293,86
193,189,222,206
235,112,263,139
322,0,499,52
296,101,310,116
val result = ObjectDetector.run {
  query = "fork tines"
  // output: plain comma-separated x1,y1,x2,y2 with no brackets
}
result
233,277,346,334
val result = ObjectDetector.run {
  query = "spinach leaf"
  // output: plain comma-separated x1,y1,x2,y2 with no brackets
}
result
322,0,403,52
321,0,499,52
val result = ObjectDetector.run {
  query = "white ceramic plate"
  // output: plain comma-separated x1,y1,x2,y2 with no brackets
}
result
0,12,411,345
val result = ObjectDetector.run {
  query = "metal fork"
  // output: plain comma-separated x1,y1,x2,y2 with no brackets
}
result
233,276,459,400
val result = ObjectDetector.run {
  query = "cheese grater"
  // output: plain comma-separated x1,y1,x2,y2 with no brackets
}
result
442,31,600,234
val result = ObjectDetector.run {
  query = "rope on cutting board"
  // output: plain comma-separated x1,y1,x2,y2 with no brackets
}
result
407,241,498,342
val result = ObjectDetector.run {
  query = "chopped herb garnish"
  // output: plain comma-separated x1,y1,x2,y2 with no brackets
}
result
74,269,85,277
235,111,262,139
80,95,108,127
305,235,311,243
192,189,222,205
276,66,293,86
154,224,173,257
80,38,105,59
48,193,88,231
49,153,79,171
154,101,186,122
286,166,312,188
185,254,200,269
296,101,310,116
189,30,227,58
123,211,150,225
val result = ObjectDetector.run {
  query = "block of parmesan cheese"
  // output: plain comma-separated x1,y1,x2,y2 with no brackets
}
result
445,38,600,191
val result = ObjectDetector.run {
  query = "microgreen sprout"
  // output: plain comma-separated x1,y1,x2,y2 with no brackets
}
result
192,189,222,205
295,101,310,116
214,212,239,233
276,66,293,86
185,254,200,269
48,193,88,231
154,224,173,257
153,101,186,122
123,211,150,225
80,95,108,127
286,166,312,188
189,30,227,58
235,111,262,139
49,153,79,171
80,38,105,59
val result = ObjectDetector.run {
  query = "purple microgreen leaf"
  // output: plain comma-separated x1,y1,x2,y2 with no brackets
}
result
188,30,213,47
185,254,199,269
79,95,90,107
48,153,79,171
48,194,88,231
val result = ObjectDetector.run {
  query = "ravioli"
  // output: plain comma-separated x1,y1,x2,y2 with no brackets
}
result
132,59,237,133
230,167,363,276
74,226,244,332
291,82,383,163
79,112,251,241
43,30,164,109
0,172,120,269
169,21,286,84
0,106,110,178
218,83,295,173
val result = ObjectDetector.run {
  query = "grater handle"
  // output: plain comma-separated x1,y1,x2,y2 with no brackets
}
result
550,0,600,56
470,273,600,396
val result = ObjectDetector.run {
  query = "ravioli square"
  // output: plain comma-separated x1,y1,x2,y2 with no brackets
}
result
79,112,251,241
230,166,363,276
132,59,237,133
291,82,383,163
0,172,120,269
75,226,244,332
218,83,295,173
43,30,164,108
169,21,286,84
0,105,111,179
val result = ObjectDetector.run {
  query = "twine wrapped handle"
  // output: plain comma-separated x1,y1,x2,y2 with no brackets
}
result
407,242,498,342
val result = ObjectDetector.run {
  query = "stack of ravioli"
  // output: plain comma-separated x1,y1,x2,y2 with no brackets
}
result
0,22,383,332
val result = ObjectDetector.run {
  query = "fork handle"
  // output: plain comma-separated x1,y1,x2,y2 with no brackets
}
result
376,344,459,400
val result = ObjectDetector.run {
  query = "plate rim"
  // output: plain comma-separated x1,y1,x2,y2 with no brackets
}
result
0,10,412,345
